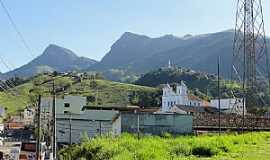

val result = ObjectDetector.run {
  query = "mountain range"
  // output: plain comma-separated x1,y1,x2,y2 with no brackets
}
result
2,30,270,79
91,29,269,78
1,44,97,79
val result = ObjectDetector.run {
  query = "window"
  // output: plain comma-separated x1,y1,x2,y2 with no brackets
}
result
64,103,70,108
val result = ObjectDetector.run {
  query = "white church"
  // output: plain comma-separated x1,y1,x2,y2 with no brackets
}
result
161,81,203,112
160,60,246,114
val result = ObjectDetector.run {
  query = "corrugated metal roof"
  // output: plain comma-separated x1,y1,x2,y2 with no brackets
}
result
57,110,120,121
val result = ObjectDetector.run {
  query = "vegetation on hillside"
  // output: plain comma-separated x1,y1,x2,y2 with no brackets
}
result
0,72,159,116
101,69,139,83
135,67,242,100
135,67,270,113
58,132,270,160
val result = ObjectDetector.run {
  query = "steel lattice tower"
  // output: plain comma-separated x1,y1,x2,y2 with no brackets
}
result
232,0,270,111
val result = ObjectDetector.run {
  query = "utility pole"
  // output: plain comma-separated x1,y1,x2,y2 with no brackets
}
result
218,57,221,135
99,121,102,136
69,112,72,145
36,95,41,160
135,110,140,140
52,80,57,159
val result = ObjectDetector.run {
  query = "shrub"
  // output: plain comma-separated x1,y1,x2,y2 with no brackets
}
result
171,144,191,156
161,132,172,139
192,146,217,157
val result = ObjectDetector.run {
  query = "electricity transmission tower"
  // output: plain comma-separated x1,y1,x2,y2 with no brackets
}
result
232,0,270,112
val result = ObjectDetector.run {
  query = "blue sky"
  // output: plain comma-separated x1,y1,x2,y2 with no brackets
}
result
0,0,270,72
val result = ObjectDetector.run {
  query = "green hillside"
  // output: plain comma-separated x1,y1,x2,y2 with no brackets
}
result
135,67,241,100
0,73,159,116
0,83,33,114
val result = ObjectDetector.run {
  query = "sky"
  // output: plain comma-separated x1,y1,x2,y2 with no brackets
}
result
0,0,270,73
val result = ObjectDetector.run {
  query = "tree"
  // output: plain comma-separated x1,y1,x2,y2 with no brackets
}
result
87,96,96,103
90,81,98,89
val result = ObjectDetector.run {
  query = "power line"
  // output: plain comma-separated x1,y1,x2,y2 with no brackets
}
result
0,58,30,107
0,0,35,58
0,55,23,88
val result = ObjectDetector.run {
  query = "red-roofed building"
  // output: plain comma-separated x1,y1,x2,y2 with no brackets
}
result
201,100,211,107
187,95,204,107
4,116,25,130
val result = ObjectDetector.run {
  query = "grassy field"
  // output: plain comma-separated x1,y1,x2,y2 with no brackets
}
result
68,79,158,106
0,74,158,116
0,82,33,115
58,132,270,160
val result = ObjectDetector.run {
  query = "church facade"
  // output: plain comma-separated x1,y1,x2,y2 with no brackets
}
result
162,82,188,112
163,82,202,112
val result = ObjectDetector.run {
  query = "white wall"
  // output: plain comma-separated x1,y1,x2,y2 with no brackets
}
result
56,109,121,144
41,96,87,115
56,96,87,114
112,115,121,136
57,119,114,144
40,97,53,113
188,100,201,107
0,124,4,132
210,98,246,114
23,108,35,126
162,83,188,112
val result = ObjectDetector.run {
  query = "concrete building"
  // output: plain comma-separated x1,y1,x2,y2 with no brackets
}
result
0,141,46,160
0,124,4,133
0,107,5,117
210,98,246,115
57,109,121,144
40,97,53,113
0,142,21,160
5,115,24,130
265,112,270,118
41,95,87,114
188,95,203,107
56,96,86,114
40,95,86,127
23,108,35,126
40,95,121,144
121,112,193,135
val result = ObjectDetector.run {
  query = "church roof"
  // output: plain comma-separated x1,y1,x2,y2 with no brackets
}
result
180,81,187,87
161,83,172,89
188,95,202,101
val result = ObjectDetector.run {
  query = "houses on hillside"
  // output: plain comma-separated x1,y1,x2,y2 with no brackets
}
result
4,107,35,130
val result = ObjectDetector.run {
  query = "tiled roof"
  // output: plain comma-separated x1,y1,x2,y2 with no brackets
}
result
176,105,218,113
188,95,202,101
